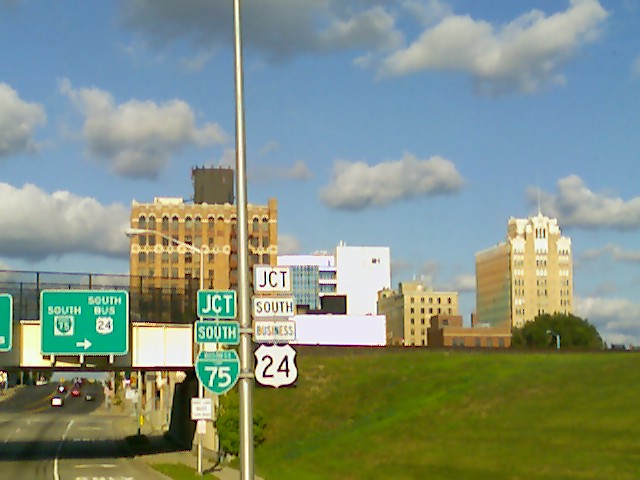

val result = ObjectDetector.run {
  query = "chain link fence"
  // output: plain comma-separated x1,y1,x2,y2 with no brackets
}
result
0,269,201,324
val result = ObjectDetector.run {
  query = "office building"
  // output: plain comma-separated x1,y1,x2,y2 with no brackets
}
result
475,212,573,329
278,253,336,310
378,281,459,346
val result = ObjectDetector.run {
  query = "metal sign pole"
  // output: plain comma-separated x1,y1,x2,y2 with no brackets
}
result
233,0,254,478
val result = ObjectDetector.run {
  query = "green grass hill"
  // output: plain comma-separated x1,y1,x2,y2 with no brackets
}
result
252,348,640,480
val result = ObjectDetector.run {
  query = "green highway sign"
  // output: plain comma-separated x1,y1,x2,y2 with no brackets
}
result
195,320,240,345
195,350,240,395
0,294,13,352
40,290,129,355
197,290,236,319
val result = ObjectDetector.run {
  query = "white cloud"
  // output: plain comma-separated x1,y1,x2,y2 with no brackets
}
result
0,182,129,261
278,234,302,255
450,273,476,293
0,83,46,158
581,244,640,263
320,152,464,210
59,78,228,179
575,296,640,346
534,175,640,230
260,141,280,156
119,1,402,62
377,0,608,94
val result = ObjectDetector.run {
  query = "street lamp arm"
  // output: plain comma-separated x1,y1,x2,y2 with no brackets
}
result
124,227,202,254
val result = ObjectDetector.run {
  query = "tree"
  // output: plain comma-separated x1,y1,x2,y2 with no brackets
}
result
217,389,267,456
511,312,604,350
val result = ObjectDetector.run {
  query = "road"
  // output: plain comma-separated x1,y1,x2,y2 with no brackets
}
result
0,381,168,480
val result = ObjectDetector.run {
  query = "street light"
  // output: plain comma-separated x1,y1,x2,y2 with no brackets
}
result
125,227,210,475
546,329,561,350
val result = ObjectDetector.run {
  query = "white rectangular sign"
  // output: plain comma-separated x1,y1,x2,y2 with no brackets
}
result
254,266,291,293
191,397,213,421
252,296,295,318
254,320,296,343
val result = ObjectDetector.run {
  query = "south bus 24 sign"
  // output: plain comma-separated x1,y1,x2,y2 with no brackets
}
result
254,344,298,388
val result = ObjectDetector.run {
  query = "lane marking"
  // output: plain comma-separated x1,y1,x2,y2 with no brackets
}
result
53,419,74,480
74,463,117,469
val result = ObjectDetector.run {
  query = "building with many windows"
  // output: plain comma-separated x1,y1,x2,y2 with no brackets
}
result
278,253,336,310
475,212,573,329
377,281,459,346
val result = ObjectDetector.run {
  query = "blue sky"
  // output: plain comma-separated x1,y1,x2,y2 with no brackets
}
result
1,0,639,345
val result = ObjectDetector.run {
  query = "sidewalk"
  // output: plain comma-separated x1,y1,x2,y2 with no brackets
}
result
103,401,264,480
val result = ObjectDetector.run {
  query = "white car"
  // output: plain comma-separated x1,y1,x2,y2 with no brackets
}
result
51,396,63,407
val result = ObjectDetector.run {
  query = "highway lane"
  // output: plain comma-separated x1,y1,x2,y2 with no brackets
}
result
0,383,169,480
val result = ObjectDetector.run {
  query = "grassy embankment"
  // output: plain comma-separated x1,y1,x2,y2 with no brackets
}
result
250,348,640,480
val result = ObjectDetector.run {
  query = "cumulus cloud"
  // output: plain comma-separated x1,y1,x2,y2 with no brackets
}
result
450,273,476,293
532,175,640,230
377,0,608,94
278,234,302,255
118,1,401,62
0,183,130,261
320,152,463,210
581,244,640,263
0,83,46,158
575,296,640,346
59,78,228,179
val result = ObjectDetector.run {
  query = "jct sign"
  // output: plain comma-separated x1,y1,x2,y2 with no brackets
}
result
254,266,291,293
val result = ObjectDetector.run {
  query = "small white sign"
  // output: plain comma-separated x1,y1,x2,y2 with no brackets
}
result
254,344,298,388
254,320,296,343
197,419,207,434
254,266,291,293
252,296,295,318
191,397,213,421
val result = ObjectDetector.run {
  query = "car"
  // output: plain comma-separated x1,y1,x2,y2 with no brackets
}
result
71,388,81,397
84,393,94,401
51,396,63,407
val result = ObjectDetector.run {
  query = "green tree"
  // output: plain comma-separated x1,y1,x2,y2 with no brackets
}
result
217,389,267,456
511,312,604,350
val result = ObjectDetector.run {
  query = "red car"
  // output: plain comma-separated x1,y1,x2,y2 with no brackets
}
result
71,388,81,397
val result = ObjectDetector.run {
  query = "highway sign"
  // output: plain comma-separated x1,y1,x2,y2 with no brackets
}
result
197,290,236,319
254,265,291,293
195,350,240,395
40,290,129,355
191,397,213,421
252,296,295,318
254,320,296,343
254,344,298,388
195,320,240,345
0,294,12,352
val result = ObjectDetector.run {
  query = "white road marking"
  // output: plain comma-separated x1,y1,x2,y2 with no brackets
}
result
53,419,75,480
74,464,117,469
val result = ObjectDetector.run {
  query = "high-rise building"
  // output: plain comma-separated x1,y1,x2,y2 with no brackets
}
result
378,281,459,346
336,243,391,316
475,212,573,329
129,195,278,293
277,253,336,310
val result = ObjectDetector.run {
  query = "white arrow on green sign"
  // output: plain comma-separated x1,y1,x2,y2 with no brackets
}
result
0,294,13,352
195,320,240,345
195,350,240,395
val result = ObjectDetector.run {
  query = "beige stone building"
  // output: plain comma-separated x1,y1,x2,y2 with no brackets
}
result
377,281,459,346
427,315,511,348
129,196,278,293
475,212,573,329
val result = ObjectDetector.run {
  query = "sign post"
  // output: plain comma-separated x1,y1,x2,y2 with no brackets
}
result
40,290,129,355
0,294,12,352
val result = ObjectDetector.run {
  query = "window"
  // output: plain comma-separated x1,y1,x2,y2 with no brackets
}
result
138,216,146,229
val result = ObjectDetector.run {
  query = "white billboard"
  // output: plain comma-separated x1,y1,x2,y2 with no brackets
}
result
132,323,193,368
291,314,386,346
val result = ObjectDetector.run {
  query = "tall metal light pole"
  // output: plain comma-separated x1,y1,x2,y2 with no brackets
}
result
125,227,209,474
232,1,254,478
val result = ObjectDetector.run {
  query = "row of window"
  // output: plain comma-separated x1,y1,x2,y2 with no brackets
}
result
409,307,452,315
138,215,270,232
409,296,453,304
